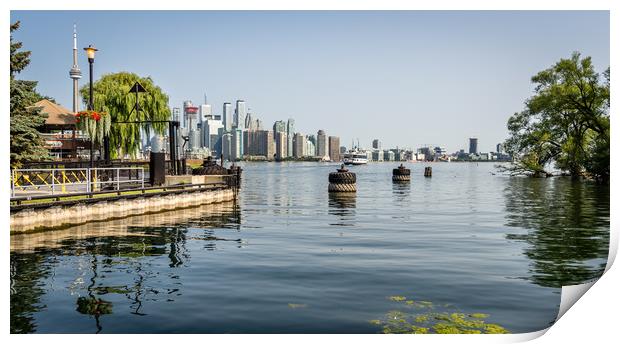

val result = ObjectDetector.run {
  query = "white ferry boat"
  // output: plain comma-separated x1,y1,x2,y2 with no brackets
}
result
343,150,368,165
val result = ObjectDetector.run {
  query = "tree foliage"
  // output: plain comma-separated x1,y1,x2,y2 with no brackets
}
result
80,72,171,158
503,52,609,181
10,21,49,168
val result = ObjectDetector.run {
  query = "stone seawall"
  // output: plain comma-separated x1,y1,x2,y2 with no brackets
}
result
11,188,235,233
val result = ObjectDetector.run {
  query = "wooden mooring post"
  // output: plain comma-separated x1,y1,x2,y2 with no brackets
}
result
424,166,432,177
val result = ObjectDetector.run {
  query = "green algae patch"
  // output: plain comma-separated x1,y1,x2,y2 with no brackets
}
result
369,296,509,334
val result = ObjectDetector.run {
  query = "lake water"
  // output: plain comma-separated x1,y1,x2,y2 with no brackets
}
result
10,162,610,333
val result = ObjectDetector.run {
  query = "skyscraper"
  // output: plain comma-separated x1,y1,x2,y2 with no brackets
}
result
316,130,328,159
273,120,288,158
223,102,233,131
198,96,212,134
275,131,288,160
203,116,223,150
235,100,246,129
496,143,504,154
329,136,341,162
287,119,295,157
372,139,381,150
293,133,305,158
172,107,181,122
221,133,233,161
243,130,273,159
306,137,316,157
68,24,81,113
232,128,243,161
273,120,287,134
183,100,199,131
245,112,254,130
469,138,478,154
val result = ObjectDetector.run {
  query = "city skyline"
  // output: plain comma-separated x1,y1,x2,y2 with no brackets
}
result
10,11,610,152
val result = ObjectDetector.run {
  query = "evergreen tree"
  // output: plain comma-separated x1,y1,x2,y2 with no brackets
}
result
10,21,49,167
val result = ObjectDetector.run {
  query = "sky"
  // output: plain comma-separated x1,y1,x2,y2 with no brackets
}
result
10,11,610,152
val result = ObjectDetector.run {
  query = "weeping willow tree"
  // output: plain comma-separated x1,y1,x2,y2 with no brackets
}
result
80,72,170,158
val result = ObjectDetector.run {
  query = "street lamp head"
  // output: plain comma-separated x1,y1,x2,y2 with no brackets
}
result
83,45,98,62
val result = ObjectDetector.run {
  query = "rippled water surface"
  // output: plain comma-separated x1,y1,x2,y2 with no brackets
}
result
10,162,610,333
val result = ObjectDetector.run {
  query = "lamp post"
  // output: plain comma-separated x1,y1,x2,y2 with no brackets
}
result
83,45,98,168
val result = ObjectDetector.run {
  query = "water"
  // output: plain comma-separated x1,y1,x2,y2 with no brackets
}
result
10,162,610,333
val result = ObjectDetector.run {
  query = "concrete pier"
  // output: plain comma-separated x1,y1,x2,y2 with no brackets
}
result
10,188,235,233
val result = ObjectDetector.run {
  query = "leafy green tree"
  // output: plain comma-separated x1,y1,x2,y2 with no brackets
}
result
80,72,171,158
504,52,609,181
10,21,49,167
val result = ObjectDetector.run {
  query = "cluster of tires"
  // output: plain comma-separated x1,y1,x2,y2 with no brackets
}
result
392,164,411,182
328,165,357,193
329,164,428,192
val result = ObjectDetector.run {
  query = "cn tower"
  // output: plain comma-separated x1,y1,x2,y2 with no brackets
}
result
69,24,82,113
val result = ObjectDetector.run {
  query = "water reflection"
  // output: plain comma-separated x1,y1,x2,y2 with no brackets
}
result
328,193,356,226
392,180,410,203
10,254,51,333
10,202,240,334
503,177,609,287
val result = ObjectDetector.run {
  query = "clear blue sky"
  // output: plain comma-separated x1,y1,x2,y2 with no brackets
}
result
11,11,609,152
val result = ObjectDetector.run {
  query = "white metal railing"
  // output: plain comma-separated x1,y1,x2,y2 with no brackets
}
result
11,167,145,197
89,167,145,192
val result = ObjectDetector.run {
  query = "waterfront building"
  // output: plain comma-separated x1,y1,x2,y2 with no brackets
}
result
418,147,433,161
383,150,394,161
317,130,328,159
243,130,274,159
223,102,233,131
275,131,288,160
372,139,381,150
469,138,478,154
433,146,447,160
68,24,82,113
235,100,246,129
372,150,384,162
293,132,305,158
496,143,504,154
340,146,347,154
329,136,340,162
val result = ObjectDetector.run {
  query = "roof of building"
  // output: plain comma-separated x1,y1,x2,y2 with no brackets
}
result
28,99,76,126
